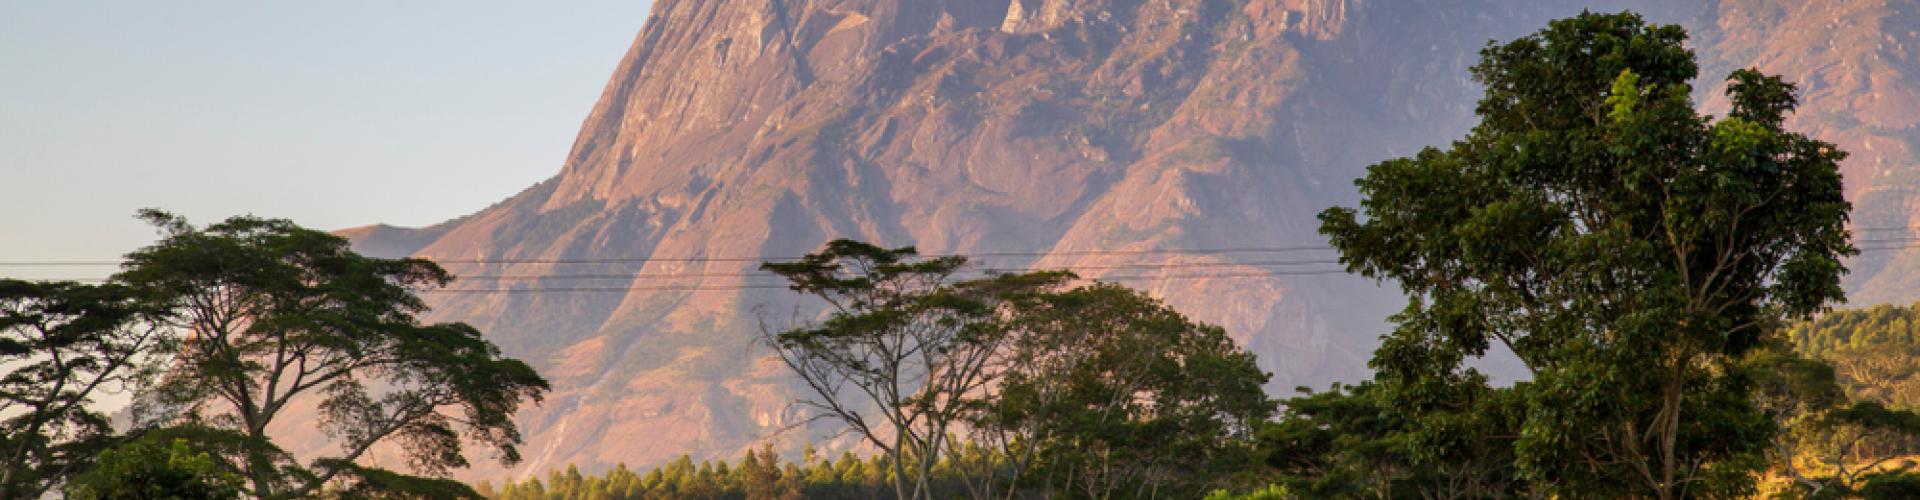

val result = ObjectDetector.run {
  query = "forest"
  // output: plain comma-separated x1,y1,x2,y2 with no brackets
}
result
7,10,1920,500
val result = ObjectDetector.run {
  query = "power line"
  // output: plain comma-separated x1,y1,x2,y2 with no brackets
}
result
983,259,1344,271
419,270,1356,294
402,246,1341,265
0,245,1340,268
1858,244,1920,252
436,259,1351,281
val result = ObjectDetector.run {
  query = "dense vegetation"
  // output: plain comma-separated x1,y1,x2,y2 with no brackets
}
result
1312,9,1854,498
482,447,967,500
480,306,1920,498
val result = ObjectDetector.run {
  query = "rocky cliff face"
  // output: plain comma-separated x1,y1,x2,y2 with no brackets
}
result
338,0,1920,480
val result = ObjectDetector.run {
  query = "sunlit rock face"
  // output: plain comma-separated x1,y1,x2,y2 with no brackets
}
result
335,0,1920,480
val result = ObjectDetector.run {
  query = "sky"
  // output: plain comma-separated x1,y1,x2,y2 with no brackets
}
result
0,1,653,281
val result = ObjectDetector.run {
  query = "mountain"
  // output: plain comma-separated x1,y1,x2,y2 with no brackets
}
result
336,0,1920,480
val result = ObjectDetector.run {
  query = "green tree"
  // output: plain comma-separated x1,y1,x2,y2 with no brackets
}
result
64,437,244,500
740,445,804,500
116,210,550,499
760,239,1068,500
1258,381,1526,498
981,284,1272,498
1318,11,1853,499
0,279,168,499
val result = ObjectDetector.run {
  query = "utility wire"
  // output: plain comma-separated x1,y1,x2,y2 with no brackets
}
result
0,245,1338,267
419,270,1355,294
440,259,1349,280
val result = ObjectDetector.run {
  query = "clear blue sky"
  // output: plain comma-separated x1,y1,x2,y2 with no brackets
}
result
0,1,653,280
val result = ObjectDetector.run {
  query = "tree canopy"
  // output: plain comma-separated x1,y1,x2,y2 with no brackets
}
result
116,210,549,499
0,279,167,499
760,239,1273,499
1318,11,1852,498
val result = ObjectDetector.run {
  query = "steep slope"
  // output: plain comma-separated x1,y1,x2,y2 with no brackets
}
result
335,0,1920,480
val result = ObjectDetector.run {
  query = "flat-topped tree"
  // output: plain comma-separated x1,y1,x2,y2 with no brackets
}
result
760,239,1071,500
116,210,548,499
1319,11,1853,499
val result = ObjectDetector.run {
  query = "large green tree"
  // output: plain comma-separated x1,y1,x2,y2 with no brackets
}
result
116,210,549,499
0,280,168,499
979,283,1272,498
1318,11,1853,498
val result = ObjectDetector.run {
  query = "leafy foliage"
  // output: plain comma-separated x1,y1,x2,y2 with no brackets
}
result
978,284,1272,498
1317,10,1851,498
64,436,245,500
1256,381,1526,497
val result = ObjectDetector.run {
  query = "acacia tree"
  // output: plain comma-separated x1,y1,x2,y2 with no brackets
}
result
1318,12,1852,498
760,240,1068,500
116,210,549,499
0,280,167,499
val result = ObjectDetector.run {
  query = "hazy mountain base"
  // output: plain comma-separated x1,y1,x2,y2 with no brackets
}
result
340,0,1920,481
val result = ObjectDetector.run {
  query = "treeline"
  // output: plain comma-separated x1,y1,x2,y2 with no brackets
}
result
483,306,1920,499
484,446,1298,500
482,448,976,500
1791,302,1920,358
1,211,549,499
1789,303,1920,408
1779,303,1920,471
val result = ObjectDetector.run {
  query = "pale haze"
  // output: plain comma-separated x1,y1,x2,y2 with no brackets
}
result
0,1,653,281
